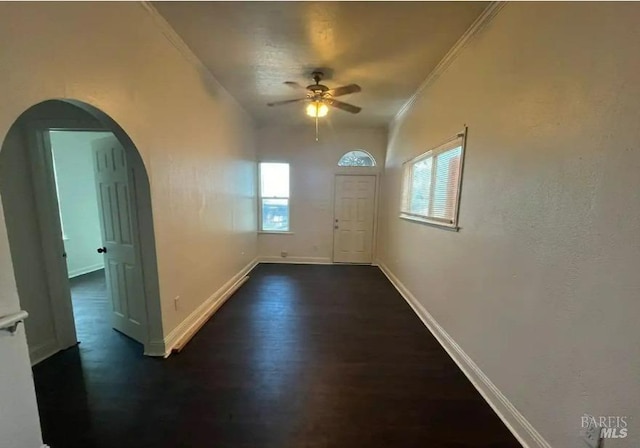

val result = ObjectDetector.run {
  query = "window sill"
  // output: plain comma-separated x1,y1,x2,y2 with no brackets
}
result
399,214,460,232
258,231,295,235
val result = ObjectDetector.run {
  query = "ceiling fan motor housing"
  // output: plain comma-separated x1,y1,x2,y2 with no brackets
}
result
308,71,329,93
267,69,361,114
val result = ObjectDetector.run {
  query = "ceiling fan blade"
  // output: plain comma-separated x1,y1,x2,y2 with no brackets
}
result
267,98,307,107
325,98,362,114
283,81,307,90
327,84,361,97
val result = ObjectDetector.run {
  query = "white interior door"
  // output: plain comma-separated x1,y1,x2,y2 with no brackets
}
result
333,175,376,264
92,136,147,343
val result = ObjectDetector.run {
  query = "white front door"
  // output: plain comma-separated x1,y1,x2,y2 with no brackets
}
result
333,175,376,264
92,136,147,343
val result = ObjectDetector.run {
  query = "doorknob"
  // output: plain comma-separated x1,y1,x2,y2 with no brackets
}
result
97,247,107,254
334,225,339,229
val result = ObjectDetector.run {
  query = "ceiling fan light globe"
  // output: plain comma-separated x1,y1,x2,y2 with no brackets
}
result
306,102,328,118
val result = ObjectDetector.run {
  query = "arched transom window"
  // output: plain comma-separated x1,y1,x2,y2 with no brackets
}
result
338,150,376,167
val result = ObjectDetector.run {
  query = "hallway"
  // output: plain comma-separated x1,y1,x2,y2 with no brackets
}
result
32,265,518,448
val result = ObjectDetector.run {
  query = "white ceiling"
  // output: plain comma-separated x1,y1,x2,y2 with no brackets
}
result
155,2,489,128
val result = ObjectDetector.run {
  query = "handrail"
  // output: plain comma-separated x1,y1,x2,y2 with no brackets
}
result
0,310,29,335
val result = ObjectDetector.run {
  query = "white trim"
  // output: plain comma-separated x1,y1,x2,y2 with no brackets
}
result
171,276,251,353
393,2,507,124
143,338,168,358
337,150,377,167
67,263,104,279
258,256,332,265
258,162,291,233
27,121,88,352
161,257,259,356
258,231,295,235
139,2,253,124
332,174,378,264
400,131,466,229
377,261,552,448
26,120,161,356
399,214,460,231
29,339,60,366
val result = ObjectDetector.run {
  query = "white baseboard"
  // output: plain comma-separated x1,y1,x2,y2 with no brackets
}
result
67,263,104,279
377,262,551,448
162,257,258,356
143,339,167,357
258,256,332,265
29,339,60,366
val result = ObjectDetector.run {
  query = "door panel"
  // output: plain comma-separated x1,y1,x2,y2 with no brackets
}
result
93,136,147,343
333,175,376,264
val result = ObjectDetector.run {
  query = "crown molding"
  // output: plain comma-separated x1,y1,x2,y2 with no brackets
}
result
392,2,507,126
138,2,254,124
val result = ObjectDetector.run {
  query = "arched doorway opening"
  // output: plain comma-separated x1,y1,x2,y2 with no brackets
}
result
0,99,163,362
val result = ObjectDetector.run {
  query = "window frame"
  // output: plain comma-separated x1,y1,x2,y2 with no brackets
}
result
337,150,377,167
399,131,466,230
258,161,292,233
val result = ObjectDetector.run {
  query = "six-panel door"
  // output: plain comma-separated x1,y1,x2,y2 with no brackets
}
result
92,136,147,343
333,175,376,264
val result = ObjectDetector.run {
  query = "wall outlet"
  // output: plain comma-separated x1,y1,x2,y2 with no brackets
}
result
581,415,603,448
174,296,180,311
281,250,288,258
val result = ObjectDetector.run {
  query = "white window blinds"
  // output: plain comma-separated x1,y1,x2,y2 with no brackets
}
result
400,133,465,228
259,162,290,232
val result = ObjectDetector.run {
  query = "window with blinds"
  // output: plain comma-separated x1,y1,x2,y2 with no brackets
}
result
259,162,290,232
400,133,465,228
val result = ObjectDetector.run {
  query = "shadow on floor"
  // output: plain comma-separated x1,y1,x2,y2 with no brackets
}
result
33,265,520,448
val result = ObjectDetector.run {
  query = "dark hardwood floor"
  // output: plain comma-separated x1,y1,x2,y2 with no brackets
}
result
33,264,520,448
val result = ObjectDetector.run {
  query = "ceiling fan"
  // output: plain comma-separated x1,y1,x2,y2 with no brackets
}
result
267,71,362,140
267,71,362,115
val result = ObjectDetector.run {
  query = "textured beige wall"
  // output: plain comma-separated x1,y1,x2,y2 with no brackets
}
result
0,205,42,448
257,125,387,261
379,3,640,446
0,1,258,338
0,3,257,446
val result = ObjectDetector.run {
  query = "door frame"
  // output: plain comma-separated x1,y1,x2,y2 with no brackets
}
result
26,119,155,356
331,173,380,264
